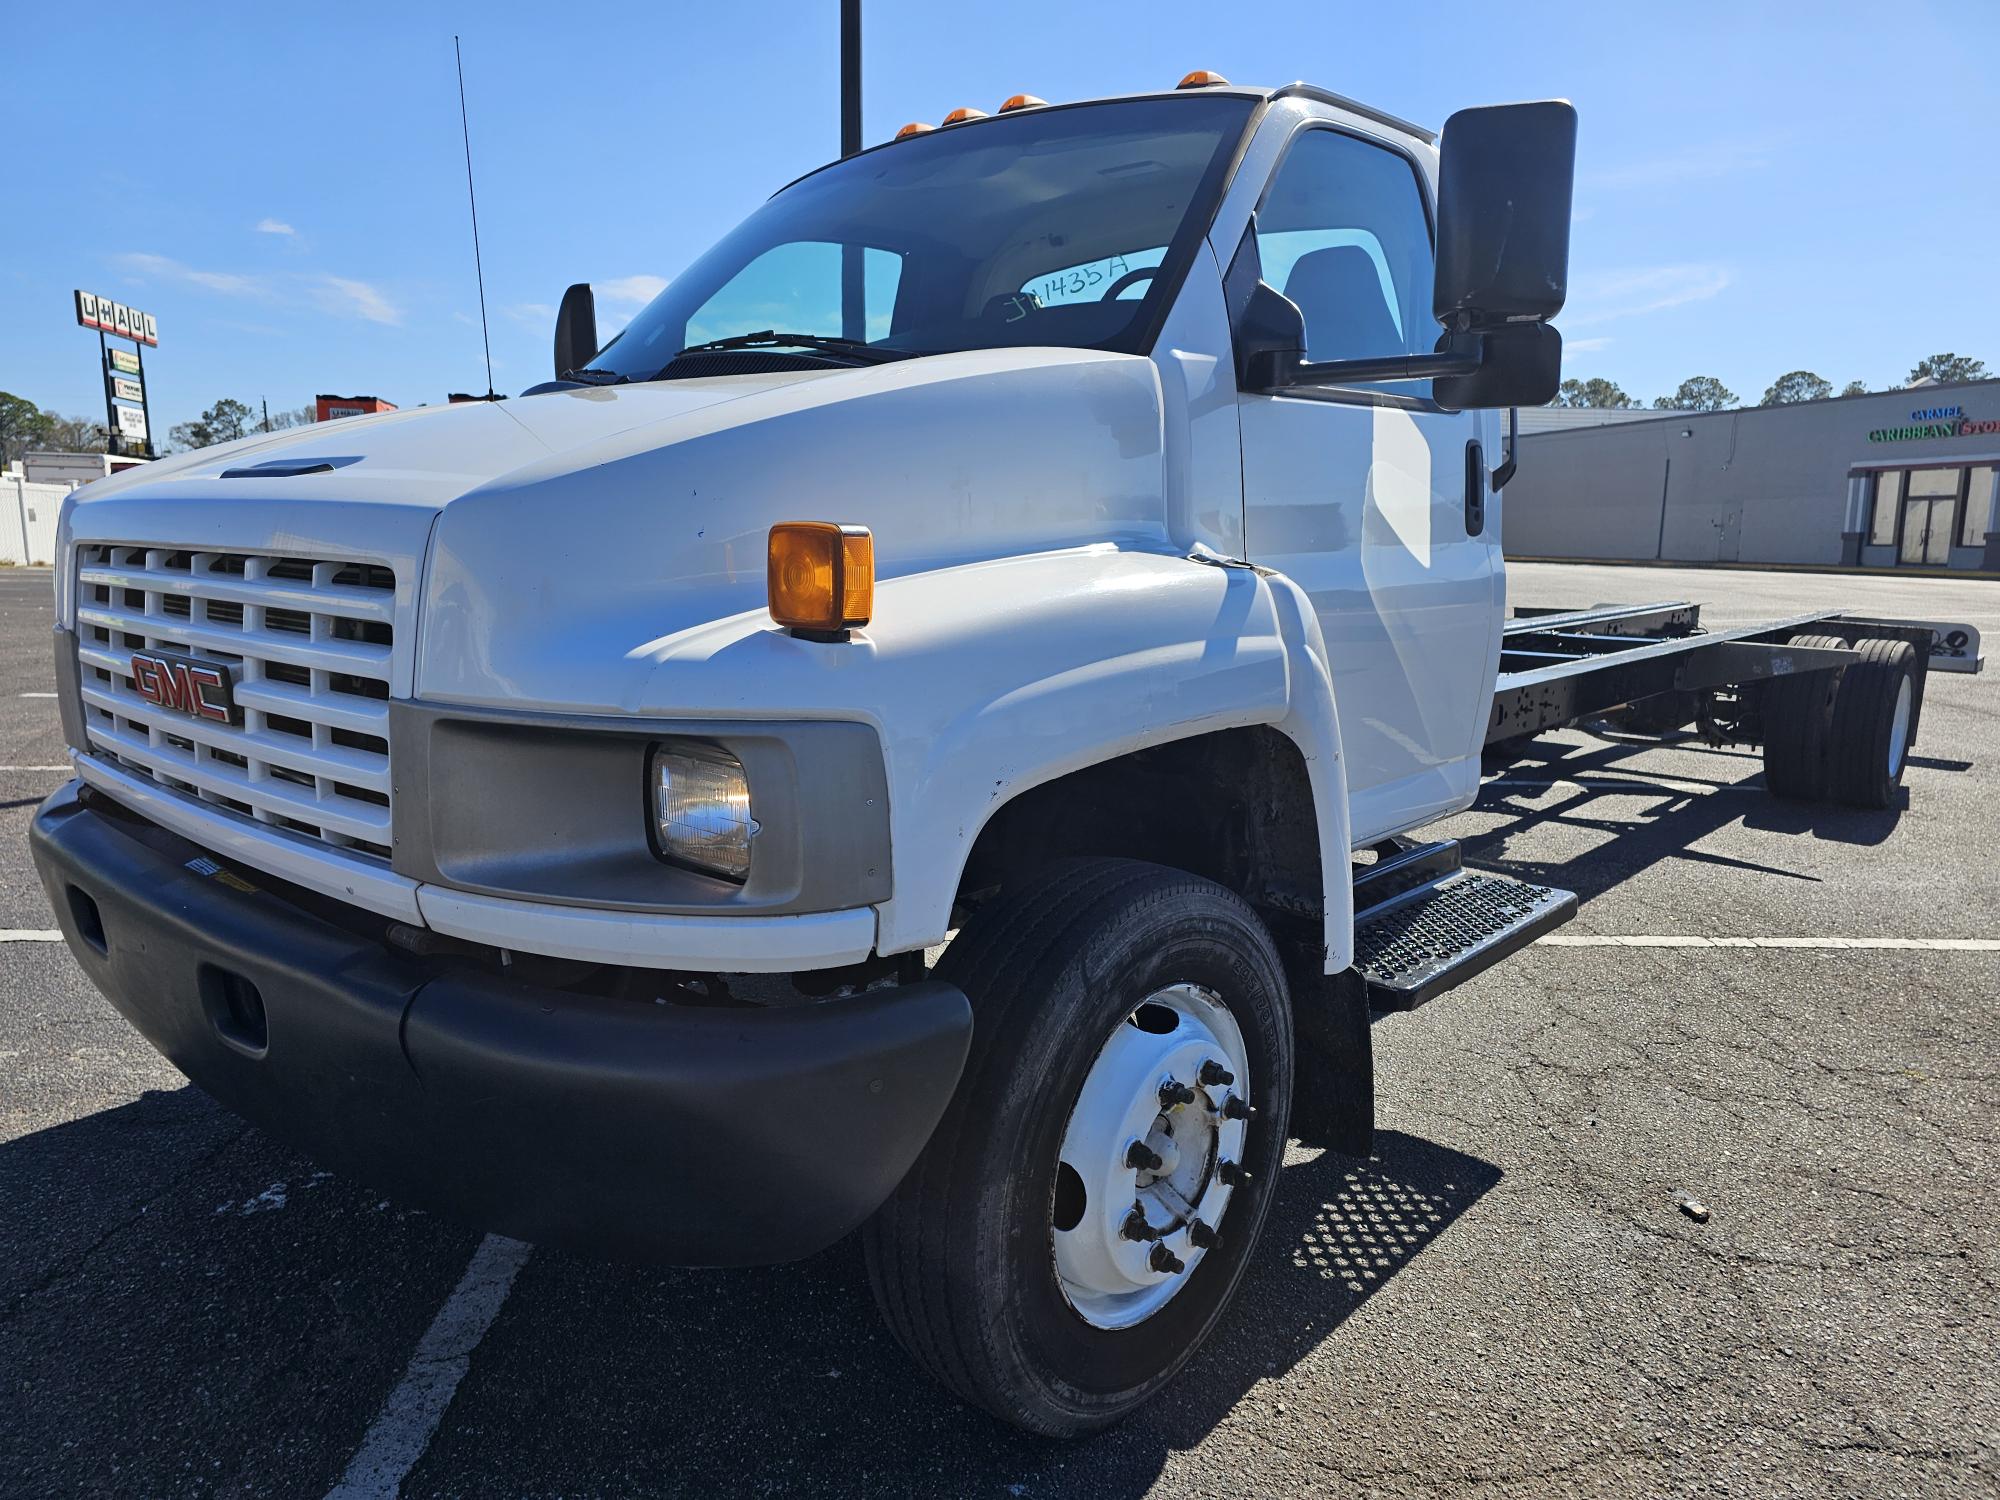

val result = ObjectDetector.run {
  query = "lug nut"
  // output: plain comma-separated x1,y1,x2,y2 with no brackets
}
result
1159,1079,1197,1109
1125,1140,1164,1172
1220,1093,1254,1121
1199,1059,1235,1087
1187,1218,1219,1249
1120,1202,1160,1242
1217,1159,1251,1187
1149,1243,1186,1275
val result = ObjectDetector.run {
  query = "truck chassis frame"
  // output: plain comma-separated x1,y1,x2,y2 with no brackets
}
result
1342,599,1981,1019
1487,600,1976,747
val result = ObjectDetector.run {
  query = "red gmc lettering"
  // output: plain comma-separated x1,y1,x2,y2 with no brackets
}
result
130,654,232,723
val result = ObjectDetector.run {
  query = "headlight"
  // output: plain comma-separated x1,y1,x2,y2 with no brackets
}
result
649,743,758,881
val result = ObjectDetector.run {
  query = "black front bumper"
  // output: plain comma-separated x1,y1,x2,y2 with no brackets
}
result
29,782,971,1265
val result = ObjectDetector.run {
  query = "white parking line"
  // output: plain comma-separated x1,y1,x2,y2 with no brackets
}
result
18,692,55,698
324,1234,532,1500
0,930,63,942
1,766,72,772
1538,935,2000,951
1486,777,1761,794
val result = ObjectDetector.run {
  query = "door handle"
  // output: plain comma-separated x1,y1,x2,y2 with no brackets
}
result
1464,440,1487,536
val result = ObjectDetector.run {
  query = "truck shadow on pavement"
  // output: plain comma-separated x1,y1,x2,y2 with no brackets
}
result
0,1084,493,1500
1467,733,1916,903
0,1082,1498,1499
386,1128,1503,1496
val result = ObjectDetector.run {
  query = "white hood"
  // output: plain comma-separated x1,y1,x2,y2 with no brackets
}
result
67,369,832,513
59,348,1173,712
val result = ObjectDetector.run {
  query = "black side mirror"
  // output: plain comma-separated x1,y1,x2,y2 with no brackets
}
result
553,283,598,379
1433,101,1577,331
1227,100,1576,407
1234,282,1306,391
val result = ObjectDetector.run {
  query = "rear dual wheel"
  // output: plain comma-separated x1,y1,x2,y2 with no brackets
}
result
1762,633,1918,808
1826,637,1918,808
861,858,1293,1436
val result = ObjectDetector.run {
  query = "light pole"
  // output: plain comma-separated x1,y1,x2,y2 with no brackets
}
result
840,0,861,158
839,0,864,340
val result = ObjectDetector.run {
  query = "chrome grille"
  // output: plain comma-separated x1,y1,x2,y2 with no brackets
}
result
73,544,396,860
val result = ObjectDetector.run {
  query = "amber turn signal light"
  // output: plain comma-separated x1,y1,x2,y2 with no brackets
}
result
768,522,874,635
1176,70,1230,88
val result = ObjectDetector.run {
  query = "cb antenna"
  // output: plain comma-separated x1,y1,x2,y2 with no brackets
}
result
454,35,497,400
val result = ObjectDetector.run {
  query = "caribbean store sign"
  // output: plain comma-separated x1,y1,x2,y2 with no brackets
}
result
1869,404,2000,443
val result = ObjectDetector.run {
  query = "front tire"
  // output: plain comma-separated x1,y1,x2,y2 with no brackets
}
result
861,858,1294,1436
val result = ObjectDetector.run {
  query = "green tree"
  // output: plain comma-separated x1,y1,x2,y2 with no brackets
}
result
267,404,317,431
1761,370,1833,406
169,397,256,451
42,413,108,452
1905,353,1987,386
1653,376,1736,412
0,391,57,466
1554,377,1634,409
1840,380,1869,397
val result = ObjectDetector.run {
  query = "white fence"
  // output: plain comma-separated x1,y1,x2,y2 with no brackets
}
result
3,478,69,566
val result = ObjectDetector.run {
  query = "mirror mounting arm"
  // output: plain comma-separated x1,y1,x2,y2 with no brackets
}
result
1490,405,1521,490
1258,333,1486,394
1283,340,1484,390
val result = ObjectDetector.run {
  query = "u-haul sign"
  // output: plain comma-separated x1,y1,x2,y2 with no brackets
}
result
74,290,159,346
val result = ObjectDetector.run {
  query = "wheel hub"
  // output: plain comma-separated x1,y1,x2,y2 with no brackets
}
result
1051,982,1250,1329
1889,675,1913,778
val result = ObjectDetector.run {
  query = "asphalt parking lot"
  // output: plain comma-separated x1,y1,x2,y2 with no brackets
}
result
2,559,1995,1499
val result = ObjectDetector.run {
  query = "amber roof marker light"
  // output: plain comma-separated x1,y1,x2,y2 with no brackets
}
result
1176,70,1231,88
894,121,934,140
768,522,875,640
941,106,988,125
998,93,1047,113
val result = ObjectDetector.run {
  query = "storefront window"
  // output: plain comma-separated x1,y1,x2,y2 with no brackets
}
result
1907,467,1960,498
1965,466,1997,547
1868,470,1902,546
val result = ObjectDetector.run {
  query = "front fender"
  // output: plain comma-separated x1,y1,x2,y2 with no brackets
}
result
626,545,1355,971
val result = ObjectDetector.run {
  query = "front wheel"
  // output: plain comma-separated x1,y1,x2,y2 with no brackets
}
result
861,858,1294,1436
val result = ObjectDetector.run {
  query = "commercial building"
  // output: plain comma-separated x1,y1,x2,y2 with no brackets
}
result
315,394,398,423
14,451,150,486
1504,378,2000,573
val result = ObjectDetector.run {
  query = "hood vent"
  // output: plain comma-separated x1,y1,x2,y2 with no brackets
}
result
660,350,840,380
219,455,363,479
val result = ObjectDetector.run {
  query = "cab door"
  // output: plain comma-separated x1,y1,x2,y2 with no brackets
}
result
1233,125,1501,841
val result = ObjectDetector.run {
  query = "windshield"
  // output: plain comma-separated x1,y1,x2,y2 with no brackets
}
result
585,95,1257,381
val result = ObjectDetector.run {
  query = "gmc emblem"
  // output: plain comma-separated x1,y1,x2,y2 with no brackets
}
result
130,650,239,725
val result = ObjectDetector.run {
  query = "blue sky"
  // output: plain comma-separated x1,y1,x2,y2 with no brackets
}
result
5,1,1996,440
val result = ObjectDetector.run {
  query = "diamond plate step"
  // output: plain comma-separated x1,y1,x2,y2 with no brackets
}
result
1354,866,1577,1011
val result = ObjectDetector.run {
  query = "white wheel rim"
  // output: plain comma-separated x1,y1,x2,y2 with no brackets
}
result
1050,982,1250,1330
1888,676,1912,778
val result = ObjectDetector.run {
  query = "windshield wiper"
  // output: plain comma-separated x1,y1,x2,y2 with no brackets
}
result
672,330,908,365
559,367,631,385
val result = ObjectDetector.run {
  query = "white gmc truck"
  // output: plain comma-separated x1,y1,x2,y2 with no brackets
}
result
31,77,1977,1436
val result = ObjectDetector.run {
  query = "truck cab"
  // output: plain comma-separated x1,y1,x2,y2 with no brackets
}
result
31,76,1577,1435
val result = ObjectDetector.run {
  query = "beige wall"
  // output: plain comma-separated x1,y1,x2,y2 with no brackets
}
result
1503,379,2000,567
